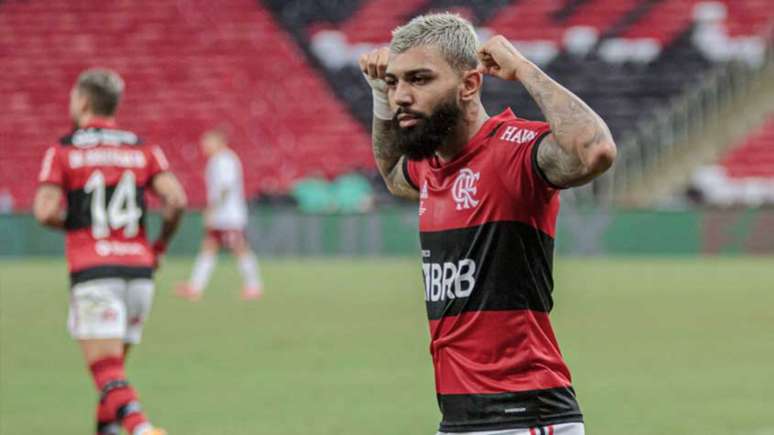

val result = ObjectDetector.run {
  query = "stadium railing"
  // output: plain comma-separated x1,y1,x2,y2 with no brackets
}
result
608,21,774,204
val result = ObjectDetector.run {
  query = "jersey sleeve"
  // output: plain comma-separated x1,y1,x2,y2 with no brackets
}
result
146,145,170,179
401,157,420,191
497,121,558,199
38,146,66,186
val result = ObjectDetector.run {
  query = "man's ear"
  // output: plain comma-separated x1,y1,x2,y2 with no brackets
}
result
80,94,91,113
460,69,483,101
74,92,90,116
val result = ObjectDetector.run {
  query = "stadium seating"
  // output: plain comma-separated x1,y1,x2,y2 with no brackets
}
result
693,115,774,205
723,117,774,179
3,0,773,209
298,1,709,138
290,0,772,166
0,0,372,208
339,0,429,43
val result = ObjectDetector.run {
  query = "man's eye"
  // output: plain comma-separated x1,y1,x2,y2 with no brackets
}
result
412,77,428,85
384,79,397,86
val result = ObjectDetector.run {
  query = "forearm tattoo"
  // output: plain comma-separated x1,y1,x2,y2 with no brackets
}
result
520,64,613,186
372,118,419,200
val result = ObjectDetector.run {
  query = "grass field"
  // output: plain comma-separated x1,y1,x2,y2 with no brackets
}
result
1,256,773,435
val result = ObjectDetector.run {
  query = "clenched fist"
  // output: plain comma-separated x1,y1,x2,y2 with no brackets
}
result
359,47,390,93
477,35,533,82
358,47,392,120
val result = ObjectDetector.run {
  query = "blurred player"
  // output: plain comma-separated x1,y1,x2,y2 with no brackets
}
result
175,128,263,301
33,69,186,435
360,14,617,435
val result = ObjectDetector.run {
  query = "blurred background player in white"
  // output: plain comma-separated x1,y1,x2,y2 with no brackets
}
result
176,128,263,301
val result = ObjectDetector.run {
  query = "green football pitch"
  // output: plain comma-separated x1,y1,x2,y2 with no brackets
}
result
1,257,773,435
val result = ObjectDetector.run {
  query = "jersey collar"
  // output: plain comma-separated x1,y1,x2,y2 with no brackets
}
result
81,117,117,129
426,108,516,170
471,108,515,145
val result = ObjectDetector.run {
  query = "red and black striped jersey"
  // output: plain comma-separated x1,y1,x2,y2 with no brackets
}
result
37,119,169,285
403,109,582,432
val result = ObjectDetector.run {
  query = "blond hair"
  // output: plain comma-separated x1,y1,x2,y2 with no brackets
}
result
390,13,479,72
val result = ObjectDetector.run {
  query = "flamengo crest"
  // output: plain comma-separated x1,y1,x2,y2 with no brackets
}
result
452,168,480,210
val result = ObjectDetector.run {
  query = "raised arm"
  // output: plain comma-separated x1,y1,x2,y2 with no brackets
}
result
359,48,419,201
478,36,617,188
33,184,65,229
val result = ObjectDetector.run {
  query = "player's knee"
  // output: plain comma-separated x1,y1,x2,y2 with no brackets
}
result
80,339,125,363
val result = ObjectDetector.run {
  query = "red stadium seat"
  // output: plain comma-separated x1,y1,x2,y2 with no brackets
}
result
720,116,774,179
0,0,372,209
339,0,429,43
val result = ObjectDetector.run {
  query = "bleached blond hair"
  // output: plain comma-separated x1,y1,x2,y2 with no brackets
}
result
390,12,479,72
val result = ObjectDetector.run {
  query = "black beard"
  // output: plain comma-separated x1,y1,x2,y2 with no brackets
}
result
392,100,461,161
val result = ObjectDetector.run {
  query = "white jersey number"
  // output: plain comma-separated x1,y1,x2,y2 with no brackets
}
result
84,170,142,239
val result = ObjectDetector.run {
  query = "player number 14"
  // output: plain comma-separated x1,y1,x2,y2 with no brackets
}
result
84,170,142,239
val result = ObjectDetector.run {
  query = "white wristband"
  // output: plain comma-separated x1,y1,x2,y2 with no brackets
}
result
372,89,392,121
363,72,392,120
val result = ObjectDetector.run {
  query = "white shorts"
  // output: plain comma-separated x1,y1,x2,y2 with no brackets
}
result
67,278,155,344
437,422,584,435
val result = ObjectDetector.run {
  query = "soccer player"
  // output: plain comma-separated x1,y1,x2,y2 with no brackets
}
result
359,14,617,435
33,68,186,435
175,128,263,301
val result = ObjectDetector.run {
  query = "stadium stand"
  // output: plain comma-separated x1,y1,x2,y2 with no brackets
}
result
723,117,774,179
298,0,716,138
339,0,429,43
289,0,772,203
2,0,773,209
693,114,774,205
0,0,371,208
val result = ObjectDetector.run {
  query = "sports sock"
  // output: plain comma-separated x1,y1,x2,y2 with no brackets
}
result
89,357,149,434
237,252,261,289
189,251,216,292
96,400,120,435
131,422,153,435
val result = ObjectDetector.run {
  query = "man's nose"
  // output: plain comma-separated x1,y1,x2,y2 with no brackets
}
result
392,81,414,108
